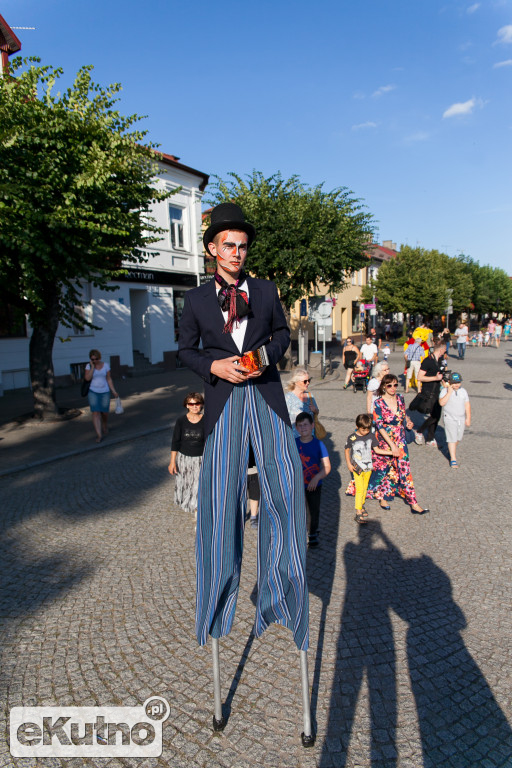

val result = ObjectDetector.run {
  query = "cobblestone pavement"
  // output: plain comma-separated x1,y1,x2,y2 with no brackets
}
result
1,345,511,768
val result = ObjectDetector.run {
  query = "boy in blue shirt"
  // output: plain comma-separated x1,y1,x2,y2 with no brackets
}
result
295,412,331,548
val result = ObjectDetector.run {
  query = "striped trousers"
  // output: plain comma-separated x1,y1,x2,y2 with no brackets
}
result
196,383,309,651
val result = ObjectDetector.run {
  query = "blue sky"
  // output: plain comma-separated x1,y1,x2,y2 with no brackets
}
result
4,0,512,271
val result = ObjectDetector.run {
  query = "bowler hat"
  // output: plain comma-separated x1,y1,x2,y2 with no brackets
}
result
203,203,256,255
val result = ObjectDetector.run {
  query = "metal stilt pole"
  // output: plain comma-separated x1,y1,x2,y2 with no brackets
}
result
211,638,226,731
300,650,315,747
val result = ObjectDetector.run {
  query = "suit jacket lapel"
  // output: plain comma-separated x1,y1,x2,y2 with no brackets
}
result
243,277,261,352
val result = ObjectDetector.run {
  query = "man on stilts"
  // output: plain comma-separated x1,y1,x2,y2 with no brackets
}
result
179,203,315,747
178,203,313,743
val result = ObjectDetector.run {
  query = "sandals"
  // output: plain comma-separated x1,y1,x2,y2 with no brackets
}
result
354,513,367,524
450,460,458,469
379,501,391,510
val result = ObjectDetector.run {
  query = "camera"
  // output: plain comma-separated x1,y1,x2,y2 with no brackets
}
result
442,369,452,382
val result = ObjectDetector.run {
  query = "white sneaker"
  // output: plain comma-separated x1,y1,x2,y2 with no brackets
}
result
414,433,425,445
425,439,437,447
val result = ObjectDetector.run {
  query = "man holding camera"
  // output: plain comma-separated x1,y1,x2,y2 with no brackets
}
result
415,340,446,446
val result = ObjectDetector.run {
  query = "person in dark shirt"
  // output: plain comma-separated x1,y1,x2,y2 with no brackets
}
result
416,341,445,446
168,392,205,515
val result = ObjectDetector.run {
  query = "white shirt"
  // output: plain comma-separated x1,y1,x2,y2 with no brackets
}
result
216,279,249,353
360,343,378,361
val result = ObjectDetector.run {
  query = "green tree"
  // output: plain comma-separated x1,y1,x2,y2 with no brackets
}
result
206,171,374,308
459,257,512,315
363,246,474,316
0,58,172,418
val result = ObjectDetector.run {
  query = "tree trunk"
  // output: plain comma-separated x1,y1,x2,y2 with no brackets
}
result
29,295,60,420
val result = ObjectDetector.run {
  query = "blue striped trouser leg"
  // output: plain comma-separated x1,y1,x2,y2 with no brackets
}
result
196,383,309,651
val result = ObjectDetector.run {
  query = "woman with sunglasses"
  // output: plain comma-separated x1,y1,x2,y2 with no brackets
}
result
168,392,205,516
84,348,119,443
361,373,429,514
342,338,361,389
284,367,319,437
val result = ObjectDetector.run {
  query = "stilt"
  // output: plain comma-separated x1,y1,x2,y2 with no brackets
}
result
300,650,315,747
211,638,226,731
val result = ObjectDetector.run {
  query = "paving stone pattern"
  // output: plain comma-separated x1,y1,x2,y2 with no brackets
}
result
1,346,511,768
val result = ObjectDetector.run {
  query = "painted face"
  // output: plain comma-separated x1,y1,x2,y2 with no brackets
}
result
209,230,249,280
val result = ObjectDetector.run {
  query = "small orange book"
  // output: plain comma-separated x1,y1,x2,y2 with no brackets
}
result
238,345,269,372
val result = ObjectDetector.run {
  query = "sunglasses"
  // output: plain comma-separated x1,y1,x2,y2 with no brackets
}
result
187,402,201,406
301,379,311,384
385,383,398,388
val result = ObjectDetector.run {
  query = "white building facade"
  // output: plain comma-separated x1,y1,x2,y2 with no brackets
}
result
0,153,209,392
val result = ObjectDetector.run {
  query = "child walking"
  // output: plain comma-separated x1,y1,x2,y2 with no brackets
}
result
345,413,398,524
295,412,331,548
438,372,471,469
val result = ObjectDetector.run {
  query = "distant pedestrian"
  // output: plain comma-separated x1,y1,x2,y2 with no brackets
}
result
344,413,397,524
84,349,119,443
360,335,379,369
454,321,469,360
295,412,331,548
404,338,424,394
168,392,205,516
441,327,451,356
382,342,391,361
342,338,361,389
285,368,319,437
495,322,502,347
391,321,401,351
439,373,471,469
366,361,390,415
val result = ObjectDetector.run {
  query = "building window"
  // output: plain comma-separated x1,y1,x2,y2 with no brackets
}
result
351,272,357,286
0,304,27,338
169,206,185,249
358,270,363,286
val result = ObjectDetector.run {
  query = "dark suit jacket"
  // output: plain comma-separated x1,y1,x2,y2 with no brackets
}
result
178,276,291,437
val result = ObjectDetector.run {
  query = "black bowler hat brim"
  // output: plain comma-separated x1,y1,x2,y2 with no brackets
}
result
203,203,256,254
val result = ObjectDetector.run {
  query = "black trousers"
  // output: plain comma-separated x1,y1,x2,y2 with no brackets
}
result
418,401,442,442
305,488,322,537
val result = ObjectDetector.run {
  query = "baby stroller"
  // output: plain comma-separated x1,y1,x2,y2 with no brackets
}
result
352,361,372,392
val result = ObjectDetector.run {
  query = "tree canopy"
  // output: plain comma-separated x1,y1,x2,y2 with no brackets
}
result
363,245,512,317
206,171,375,308
0,58,172,417
363,246,474,316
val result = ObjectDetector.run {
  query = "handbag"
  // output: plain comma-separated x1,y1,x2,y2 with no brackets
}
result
409,389,438,415
306,393,327,439
114,396,124,415
81,378,90,397
313,414,327,440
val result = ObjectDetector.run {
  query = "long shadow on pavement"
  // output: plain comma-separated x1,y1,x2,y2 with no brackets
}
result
319,520,512,767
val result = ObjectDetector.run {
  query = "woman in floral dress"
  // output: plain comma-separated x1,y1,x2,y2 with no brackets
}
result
346,374,429,515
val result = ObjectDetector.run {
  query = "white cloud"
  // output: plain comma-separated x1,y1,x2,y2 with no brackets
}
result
372,84,396,97
467,3,480,13
353,91,365,100
352,121,378,130
494,25,512,45
442,97,482,118
493,58,512,67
